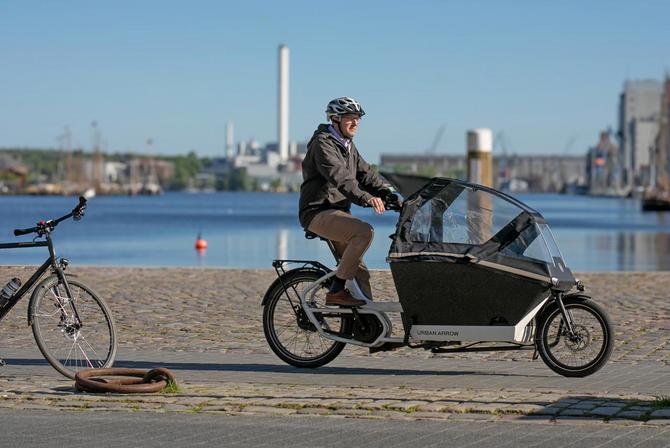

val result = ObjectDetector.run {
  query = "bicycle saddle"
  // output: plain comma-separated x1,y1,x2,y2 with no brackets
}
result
304,230,330,242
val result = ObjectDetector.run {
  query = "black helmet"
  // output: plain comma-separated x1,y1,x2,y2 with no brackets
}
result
325,97,365,121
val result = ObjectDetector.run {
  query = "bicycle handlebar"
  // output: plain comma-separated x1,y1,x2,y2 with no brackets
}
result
384,193,402,212
13,196,87,237
13,226,39,236
362,193,402,212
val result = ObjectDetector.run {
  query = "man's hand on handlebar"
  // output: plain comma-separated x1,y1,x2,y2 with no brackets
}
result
367,196,386,214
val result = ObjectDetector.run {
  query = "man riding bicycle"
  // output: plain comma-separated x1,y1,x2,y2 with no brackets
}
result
299,97,393,307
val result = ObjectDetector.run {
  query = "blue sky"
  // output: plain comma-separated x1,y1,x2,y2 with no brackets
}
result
1,0,668,162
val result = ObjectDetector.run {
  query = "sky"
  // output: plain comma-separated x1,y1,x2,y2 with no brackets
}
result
1,0,668,163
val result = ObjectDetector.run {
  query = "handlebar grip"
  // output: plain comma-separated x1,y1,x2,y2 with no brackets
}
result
384,193,402,211
14,226,37,236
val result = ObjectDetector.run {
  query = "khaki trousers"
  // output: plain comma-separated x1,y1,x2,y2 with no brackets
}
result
307,209,374,299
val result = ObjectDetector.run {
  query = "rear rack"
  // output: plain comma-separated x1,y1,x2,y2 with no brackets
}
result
272,259,332,274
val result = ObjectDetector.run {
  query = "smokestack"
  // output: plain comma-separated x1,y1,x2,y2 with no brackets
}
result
278,44,289,163
226,121,234,159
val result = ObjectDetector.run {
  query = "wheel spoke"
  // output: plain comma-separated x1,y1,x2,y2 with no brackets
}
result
266,275,345,363
542,303,608,370
32,278,115,378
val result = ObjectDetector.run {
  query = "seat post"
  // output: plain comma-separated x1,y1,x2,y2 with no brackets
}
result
325,239,340,263
305,230,341,264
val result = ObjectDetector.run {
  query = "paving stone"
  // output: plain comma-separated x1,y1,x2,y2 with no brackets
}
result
645,418,670,426
363,400,402,410
332,408,372,417
628,406,654,412
504,404,546,414
296,407,332,416
385,401,428,411
415,402,451,412
617,410,645,419
466,402,506,413
559,409,587,417
554,416,603,424
405,412,453,420
533,406,562,416
570,401,601,410
370,410,411,419
242,406,297,415
590,406,624,417
449,412,498,421
161,404,192,412
650,409,670,418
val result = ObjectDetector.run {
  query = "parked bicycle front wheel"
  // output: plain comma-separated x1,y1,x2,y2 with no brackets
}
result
30,276,117,379
263,269,351,368
536,297,613,377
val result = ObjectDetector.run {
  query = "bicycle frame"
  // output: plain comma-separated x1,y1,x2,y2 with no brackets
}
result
0,234,75,324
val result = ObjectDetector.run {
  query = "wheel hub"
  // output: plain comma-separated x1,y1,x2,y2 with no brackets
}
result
295,307,317,332
60,319,82,340
564,324,591,351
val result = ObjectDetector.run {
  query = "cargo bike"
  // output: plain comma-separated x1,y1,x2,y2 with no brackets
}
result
262,175,613,377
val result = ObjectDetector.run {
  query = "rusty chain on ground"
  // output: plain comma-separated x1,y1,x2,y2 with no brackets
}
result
74,367,177,394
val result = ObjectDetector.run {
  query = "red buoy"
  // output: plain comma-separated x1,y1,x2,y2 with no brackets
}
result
195,232,208,250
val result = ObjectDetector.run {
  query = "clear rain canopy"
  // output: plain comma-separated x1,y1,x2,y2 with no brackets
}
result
388,177,572,282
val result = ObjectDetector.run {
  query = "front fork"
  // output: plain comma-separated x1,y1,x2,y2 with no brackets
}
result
51,258,82,326
533,291,576,360
554,292,576,336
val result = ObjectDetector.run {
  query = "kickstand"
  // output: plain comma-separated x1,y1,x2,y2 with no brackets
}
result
532,346,539,361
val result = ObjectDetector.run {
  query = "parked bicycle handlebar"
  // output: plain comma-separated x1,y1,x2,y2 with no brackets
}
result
13,196,87,237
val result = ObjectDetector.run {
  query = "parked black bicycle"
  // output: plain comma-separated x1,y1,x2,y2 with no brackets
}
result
0,197,117,378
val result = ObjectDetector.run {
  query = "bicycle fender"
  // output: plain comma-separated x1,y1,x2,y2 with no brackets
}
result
536,292,592,324
563,293,591,301
261,268,327,307
26,273,77,325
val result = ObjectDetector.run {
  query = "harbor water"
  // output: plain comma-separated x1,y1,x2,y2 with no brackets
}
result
1,192,669,271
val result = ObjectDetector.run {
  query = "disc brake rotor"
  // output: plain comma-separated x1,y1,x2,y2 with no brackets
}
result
563,324,591,352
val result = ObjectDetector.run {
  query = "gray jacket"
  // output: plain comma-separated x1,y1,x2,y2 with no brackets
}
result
299,124,389,228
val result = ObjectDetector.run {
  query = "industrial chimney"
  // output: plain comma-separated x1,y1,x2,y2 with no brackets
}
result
226,121,234,159
278,44,289,163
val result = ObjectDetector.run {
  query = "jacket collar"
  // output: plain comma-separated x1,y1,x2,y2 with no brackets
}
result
327,124,351,152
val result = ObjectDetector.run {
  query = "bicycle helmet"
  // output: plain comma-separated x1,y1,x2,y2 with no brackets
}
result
325,97,366,121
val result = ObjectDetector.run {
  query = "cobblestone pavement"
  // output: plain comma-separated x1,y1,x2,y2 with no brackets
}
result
0,267,668,363
0,267,668,424
1,353,669,425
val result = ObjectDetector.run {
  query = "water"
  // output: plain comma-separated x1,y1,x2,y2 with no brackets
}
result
1,192,669,271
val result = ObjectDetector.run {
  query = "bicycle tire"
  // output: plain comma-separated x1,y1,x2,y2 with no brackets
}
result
263,269,351,368
30,275,118,379
536,298,613,378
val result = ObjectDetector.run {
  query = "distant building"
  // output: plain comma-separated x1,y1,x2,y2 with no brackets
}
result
618,80,663,187
380,153,586,193
586,131,618,194
655,76,670,190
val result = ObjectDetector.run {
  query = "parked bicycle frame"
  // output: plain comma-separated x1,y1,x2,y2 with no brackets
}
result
0,197,117,378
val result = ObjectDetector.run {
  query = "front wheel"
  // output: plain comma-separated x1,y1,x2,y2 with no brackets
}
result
30,276,118,379
536,297,613,377
263,269,351,368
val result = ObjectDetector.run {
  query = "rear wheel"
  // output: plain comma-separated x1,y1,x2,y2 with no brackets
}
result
30,276,117,379
536,298,613,377
263,269,351,368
